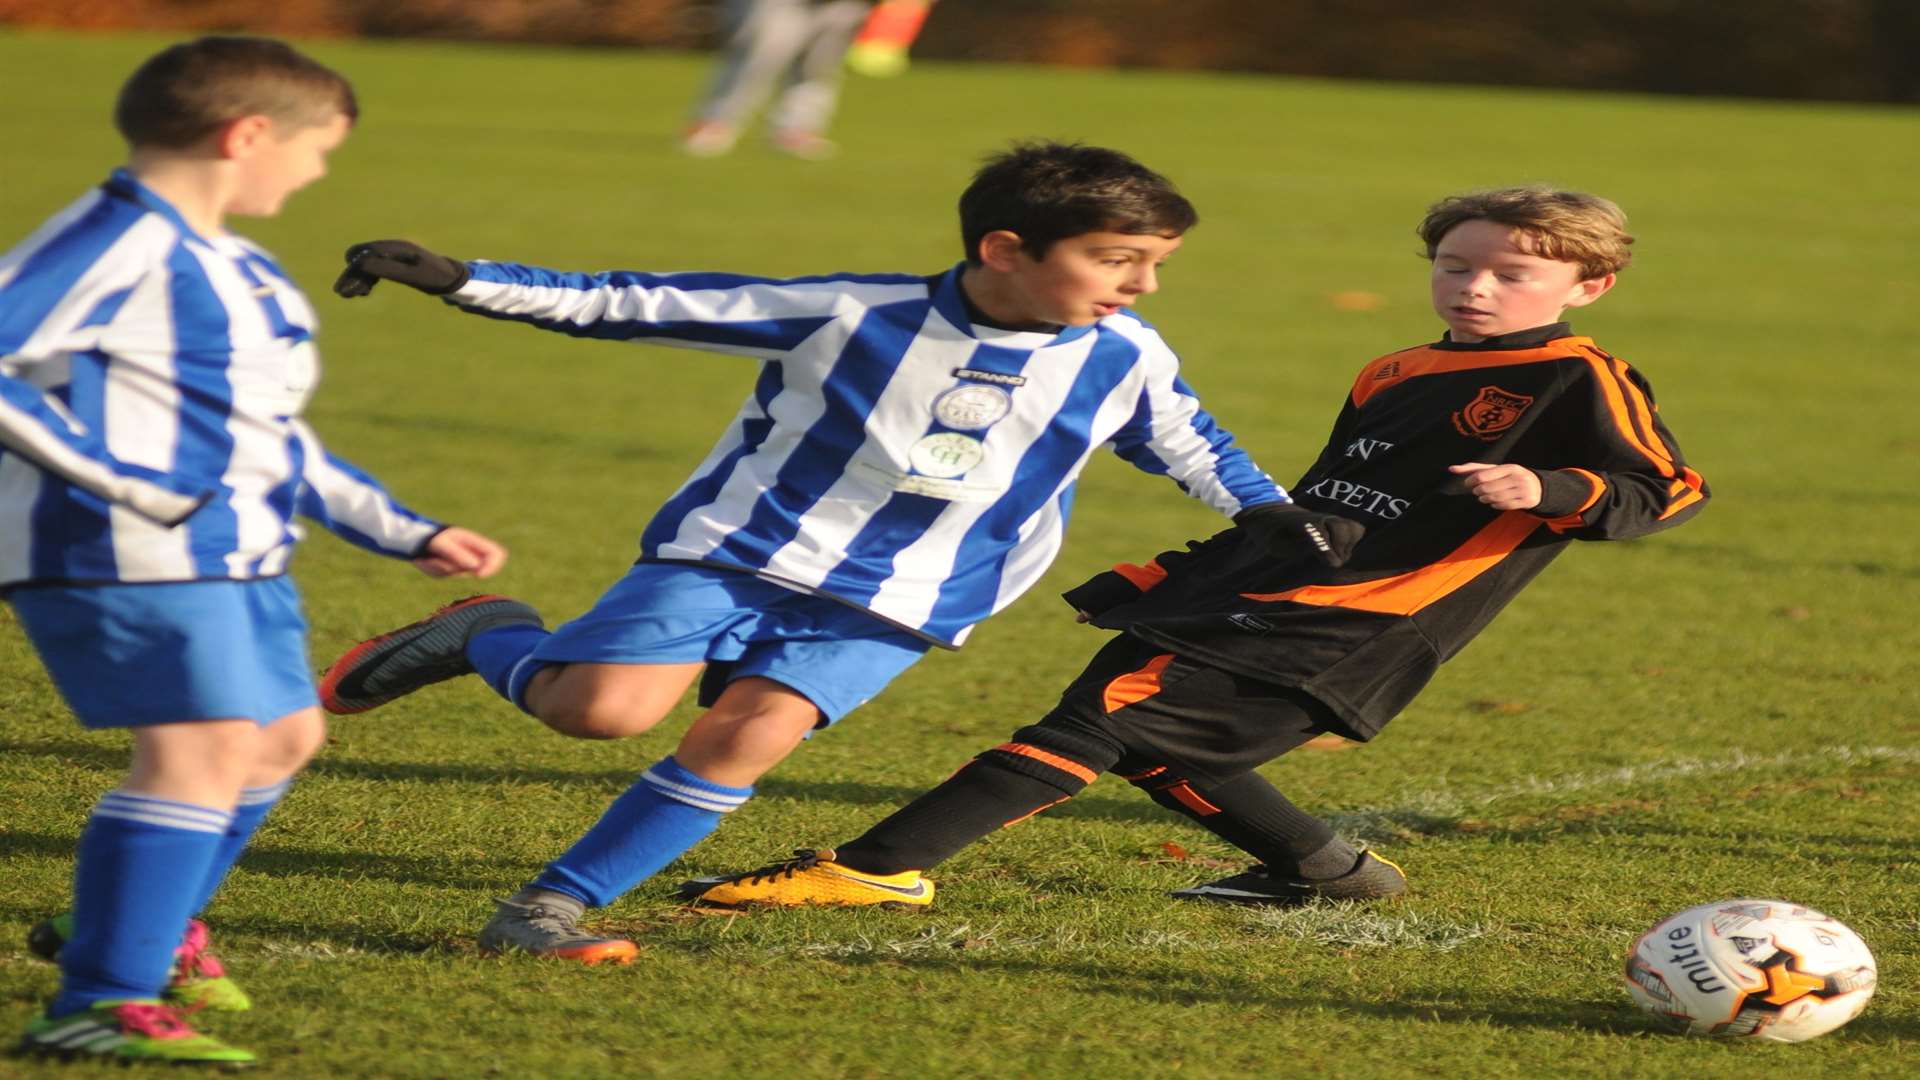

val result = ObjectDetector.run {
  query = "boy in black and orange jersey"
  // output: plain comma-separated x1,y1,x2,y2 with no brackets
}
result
681,186,1709,909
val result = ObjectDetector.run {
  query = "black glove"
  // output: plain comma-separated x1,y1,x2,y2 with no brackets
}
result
1061,570,1146,620
334,240,471,298
1234,503,1366,568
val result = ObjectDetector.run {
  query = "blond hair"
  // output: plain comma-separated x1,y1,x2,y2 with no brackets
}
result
1418,187,1633,279
115,37,356,150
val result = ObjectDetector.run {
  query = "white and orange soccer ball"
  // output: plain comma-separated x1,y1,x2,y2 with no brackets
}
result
1623,898,1877,1042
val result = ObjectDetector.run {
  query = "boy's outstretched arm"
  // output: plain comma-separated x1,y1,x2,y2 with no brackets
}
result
332,239,926,360
335,239,468,296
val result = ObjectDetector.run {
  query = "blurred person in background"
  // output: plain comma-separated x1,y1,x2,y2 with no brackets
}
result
682,0,933,158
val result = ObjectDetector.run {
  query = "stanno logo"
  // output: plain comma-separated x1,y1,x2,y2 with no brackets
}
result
1452,385,1535,441
1227,613,1275,634
1372,360,1401,380
952,368,1028,387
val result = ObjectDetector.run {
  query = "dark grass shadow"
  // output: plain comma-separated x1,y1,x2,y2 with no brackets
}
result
0,831,76,861
1432,814,1918,858
0,828,525,891
225,846,528,891
713,949,1657,1036
1,738,1189,826
184,911,465,957
839,951,1916,1042
0,738,124,772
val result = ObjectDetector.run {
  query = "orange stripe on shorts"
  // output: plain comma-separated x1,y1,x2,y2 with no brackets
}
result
1102,653,1176,715
1162,781,1221,816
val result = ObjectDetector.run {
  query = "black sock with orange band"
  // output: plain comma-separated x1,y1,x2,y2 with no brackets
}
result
833,721,1123,876
1127,769,1357,880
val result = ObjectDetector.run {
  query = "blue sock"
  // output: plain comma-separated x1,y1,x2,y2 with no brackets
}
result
51,792,231,1017
466,623,553,712
188,780,290,916
533,756,752,907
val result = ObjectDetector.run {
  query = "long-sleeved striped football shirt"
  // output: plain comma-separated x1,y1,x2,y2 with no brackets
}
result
449,260,1285,645
0,170,441,587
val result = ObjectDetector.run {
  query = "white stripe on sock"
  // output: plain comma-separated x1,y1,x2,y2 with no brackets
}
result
641,769,748,813
99,792,234,829
236,781,290,806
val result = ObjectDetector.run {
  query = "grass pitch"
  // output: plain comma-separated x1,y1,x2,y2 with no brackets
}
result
1,28,1916,1078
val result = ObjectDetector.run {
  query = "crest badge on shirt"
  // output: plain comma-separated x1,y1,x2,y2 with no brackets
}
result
1452,385,1535,441
909,432,986,478
932,384,1013,430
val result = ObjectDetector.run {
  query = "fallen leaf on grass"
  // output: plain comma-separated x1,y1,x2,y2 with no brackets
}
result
1329,290,1387,311
1303,733,1357,750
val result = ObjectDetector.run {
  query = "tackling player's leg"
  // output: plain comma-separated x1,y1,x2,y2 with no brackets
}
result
477,677,819,960
319,595,544,714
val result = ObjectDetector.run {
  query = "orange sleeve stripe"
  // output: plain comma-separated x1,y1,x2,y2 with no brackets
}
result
992,743,1099,785
1101,652,1177,715
1658,467,1708,520
1162,781,1221,816
1587,354,1708,514
1542,468,1606,533
1609,358,1679,469
1112,561,1169,591
1582,355,1676,478
1564,468,1606,513
1242,511,1542,615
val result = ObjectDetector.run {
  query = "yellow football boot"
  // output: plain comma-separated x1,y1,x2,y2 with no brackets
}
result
680,849,934,909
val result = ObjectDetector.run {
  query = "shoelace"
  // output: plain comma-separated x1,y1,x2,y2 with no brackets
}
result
516,904,603,943
730,848,831,885
173,920,227,980
111,1002,194,1040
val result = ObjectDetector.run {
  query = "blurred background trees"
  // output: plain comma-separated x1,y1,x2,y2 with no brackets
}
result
5,0,1914,102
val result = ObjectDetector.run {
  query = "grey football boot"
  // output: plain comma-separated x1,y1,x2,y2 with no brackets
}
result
476,889,638,965
319,595,542,714
1171,850,1408,905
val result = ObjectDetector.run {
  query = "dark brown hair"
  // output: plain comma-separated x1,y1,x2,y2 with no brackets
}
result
959,141,1197,264
115,36,357,149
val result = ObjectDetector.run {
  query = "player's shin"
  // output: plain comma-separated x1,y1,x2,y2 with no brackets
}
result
531,756,752,906
188,780,289,915
1129,770,1357,879
833,721,1122,875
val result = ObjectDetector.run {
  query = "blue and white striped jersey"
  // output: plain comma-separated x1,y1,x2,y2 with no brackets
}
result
452,260,1286,646
0,170,441,587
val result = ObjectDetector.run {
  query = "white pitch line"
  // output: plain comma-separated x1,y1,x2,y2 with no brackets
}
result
1328,743,1920,840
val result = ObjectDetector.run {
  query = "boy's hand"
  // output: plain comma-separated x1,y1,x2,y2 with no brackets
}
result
1234,503,1366,568
413,526,507,578
1448,463,1542,510
335,240,471,298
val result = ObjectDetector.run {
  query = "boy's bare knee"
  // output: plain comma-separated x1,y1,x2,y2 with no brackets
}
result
528,663,695,740
537,685,668,739
676,681,821,785
542,698,663,740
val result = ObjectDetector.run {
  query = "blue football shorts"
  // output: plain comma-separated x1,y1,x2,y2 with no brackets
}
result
8,577,318,729
530,561,934,725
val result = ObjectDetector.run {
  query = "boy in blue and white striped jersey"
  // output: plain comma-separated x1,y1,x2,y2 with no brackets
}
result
3,38,507,1065
320,141,1362,960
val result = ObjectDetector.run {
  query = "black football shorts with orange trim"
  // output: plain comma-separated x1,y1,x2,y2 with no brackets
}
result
1046,633,1353,787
